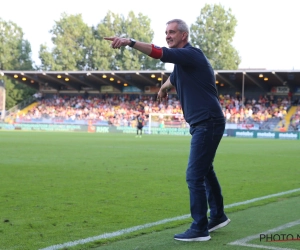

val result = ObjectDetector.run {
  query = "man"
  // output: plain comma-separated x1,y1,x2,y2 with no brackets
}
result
136,113,144,137
105,18,230,242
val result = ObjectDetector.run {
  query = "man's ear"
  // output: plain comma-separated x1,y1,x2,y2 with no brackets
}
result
182,32,188,41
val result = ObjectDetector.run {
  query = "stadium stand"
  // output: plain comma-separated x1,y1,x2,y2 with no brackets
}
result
1,70,300,131
8,91,298,132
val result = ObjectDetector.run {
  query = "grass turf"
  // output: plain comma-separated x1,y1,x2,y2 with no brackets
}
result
93,196,300,250
0,131,299,249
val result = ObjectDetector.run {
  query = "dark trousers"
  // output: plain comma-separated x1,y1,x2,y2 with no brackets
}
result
137,126,143,135
186,117,226,233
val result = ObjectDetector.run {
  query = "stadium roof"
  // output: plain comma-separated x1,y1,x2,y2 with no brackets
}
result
1,69,300,93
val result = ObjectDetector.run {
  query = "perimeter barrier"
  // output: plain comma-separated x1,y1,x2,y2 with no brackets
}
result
0,122,299,140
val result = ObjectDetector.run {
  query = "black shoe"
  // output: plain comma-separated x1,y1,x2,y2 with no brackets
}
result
174,229,211,242
208,216,231,232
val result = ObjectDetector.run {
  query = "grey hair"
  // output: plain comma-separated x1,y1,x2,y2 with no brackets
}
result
166,19,189,36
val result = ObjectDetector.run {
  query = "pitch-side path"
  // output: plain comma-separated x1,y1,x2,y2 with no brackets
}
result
40,188,300,250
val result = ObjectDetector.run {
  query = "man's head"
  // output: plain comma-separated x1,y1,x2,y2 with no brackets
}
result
165,19,189,48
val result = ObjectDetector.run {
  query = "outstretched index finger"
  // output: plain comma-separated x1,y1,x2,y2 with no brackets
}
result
104,37,114,41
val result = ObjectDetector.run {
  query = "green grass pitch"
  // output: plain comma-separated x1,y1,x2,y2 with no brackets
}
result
0,131,299,249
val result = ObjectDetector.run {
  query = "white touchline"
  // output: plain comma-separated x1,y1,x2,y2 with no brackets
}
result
40,188,300,250
229,219,300,250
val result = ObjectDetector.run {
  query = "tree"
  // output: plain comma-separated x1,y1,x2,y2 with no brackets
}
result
39,11,164,71
39,13,93,71
91,11,165,70
0,18,35,109
190,4,241,70
0,18,33,70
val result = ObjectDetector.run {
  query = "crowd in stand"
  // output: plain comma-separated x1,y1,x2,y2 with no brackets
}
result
17,93,184,127
290,106,300,131
15,92,299,130
220,94,290,123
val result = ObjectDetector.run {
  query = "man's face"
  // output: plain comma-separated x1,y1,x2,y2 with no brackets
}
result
165,22,187,48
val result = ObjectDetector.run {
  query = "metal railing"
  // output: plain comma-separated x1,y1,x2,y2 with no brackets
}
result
4,96,37,118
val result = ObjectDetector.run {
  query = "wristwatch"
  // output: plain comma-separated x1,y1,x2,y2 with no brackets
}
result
129,38,136,47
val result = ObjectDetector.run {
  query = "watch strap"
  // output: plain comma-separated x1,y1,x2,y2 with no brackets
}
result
129,38,136,47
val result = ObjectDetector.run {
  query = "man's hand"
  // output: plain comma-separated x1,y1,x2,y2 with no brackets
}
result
157,89,168,101
157,77,172,101
104,37,154,56
104,37,129,49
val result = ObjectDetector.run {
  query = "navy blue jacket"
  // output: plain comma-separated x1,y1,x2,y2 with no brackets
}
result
160,43,223,126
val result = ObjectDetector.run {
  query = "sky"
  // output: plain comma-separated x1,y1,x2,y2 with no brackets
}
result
1,0,300,71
